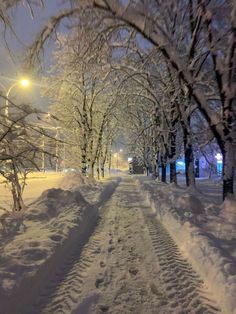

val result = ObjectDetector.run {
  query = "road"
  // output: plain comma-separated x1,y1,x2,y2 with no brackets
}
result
25,176,221,314
0,172,64,210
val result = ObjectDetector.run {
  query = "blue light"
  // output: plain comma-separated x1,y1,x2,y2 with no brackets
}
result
217,162,222,175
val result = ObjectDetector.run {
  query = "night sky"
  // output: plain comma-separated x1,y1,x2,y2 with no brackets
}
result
0,1,69,107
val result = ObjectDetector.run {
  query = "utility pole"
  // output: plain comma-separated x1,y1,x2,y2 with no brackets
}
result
55,127,59,172
117,153,119,169
42,134,45,171
63,142,66,171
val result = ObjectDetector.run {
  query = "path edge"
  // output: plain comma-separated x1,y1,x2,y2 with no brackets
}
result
135,178,236,314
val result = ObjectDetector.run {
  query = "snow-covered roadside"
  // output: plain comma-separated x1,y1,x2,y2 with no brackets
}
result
0,172,64,210
0,173,119,314
136,176,236,314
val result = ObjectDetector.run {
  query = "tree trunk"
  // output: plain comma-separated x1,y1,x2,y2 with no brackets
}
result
156,163,160,180
81,136,87,176
100,146,108,179
152,157,158,178
89,161,95,178
108,151,112,174
161,163,167,183
97,165,100,180
169,130,177,184
185,144,195,187
91,117,106,178
101,164,105,178
183,123,195,187
12,185,25,211
222,141,234,199
81,101,88,176
170,161,177,184
11,164,25,211
221,92,235,199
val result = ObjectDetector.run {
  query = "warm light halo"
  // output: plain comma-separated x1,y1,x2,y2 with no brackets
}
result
20,78,30,87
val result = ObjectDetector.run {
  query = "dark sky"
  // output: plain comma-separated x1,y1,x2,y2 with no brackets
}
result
1,1,70,72
0,1,69,107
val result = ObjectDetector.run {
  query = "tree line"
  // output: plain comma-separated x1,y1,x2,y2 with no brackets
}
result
0,0,235,202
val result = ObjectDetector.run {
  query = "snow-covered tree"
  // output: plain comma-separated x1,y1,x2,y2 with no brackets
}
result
24,0,235,199
44,30,119,178
0,96,57,211
91,0,236,199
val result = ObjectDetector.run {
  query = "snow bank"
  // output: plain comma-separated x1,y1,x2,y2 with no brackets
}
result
0,176,119,313
59,172,98,191
25,188,88,220
220,197,236,223
58,172,103,204
0,188,93,293
136,177,236,314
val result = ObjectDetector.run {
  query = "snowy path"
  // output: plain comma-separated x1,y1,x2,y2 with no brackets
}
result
26,177,221,314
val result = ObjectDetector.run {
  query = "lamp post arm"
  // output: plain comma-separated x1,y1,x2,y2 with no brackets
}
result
5,82,18,118
6,82,18,98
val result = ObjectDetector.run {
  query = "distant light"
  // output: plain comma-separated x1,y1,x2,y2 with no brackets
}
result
215,153,222,161
119,149,123,152
20,78,30,87
177,161,185,166
114,153,118,158
128,157,132,162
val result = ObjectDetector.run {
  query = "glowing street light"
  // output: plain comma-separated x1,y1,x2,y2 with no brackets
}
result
20,78,30,87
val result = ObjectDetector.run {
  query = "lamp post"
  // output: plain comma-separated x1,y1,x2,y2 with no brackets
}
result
114,153,118,170
2,78,30,118
32,120,62,172
55,126,60,172
42,134,45,171
63,142,66,171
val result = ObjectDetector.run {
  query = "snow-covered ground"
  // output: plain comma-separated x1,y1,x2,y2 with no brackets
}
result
136,175,236,314
0,172,119,313
1,173,235,314
1,175,222,314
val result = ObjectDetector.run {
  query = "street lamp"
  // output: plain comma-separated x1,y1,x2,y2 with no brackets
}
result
32,121,63,172
4,78,30,117
114,153,119,170
20,79,30,87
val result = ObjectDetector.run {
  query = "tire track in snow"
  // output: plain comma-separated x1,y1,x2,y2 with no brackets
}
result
27,177,222,314
146,217,221,314
29,216,106,314
70,180,173,314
